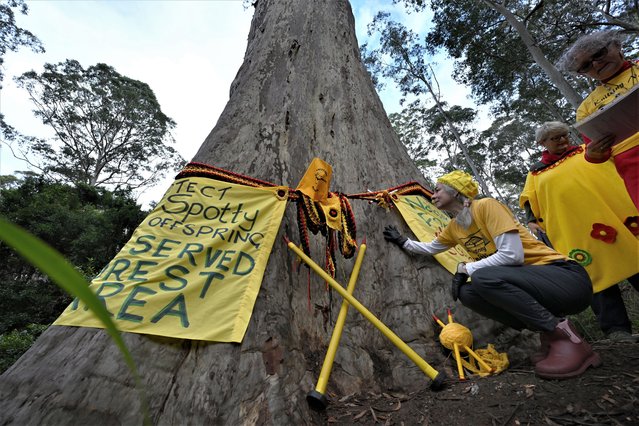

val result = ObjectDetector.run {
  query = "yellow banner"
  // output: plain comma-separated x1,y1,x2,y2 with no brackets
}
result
55,177,288,342
394,195,473,274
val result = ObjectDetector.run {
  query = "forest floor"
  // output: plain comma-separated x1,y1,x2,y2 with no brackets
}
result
316,338,639,425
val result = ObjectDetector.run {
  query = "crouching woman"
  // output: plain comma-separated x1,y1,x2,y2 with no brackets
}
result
383,170,601,379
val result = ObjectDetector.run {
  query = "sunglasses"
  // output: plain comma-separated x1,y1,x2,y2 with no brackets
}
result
576,44,610,74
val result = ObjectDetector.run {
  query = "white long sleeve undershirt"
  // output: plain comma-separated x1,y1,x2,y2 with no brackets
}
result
401,231,525,276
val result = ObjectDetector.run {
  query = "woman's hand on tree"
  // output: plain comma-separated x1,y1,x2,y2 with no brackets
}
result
383,225,407,247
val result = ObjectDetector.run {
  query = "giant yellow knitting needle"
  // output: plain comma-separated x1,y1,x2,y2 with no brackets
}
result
306,241,367,411
286,239,446,403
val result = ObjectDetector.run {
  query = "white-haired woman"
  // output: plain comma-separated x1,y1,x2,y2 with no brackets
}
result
520,121,639,342
558,30,639,210
384,170,599,380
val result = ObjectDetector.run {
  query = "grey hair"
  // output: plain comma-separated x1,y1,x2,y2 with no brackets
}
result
557,30,623,73
535,121,569,144
440,183,473,229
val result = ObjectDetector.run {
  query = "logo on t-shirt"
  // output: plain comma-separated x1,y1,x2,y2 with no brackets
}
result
460,230,493,260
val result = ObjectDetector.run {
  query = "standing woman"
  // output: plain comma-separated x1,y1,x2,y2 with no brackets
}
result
520,121,639,341
558,30,639,209
384,171,601,380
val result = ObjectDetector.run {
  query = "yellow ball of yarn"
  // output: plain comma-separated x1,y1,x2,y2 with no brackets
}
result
439,323,473,350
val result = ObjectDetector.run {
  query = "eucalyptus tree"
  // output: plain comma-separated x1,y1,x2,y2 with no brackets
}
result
15,60,184,191
0,0,43,86
406,0,638,117
0,0,43,140
389,100,477,180
389,97,527,209
476,117,537,209
362,13,493,196
365,0,636,205
388,101,439,181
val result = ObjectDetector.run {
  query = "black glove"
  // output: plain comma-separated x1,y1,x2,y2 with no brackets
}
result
383,225,407,247
451,272,469,302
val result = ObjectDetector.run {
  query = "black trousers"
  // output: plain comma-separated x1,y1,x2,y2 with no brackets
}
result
458,260,593,332
591,273,639,335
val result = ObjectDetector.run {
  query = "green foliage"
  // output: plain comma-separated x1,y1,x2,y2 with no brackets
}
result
476,117,537,203
409,0,638,119
0,175,147,333
0,0,44,140
363,12,498,198
389,99,477,178
14,59,185,191
0,216,133,367
0,324,47,373
362,11,432,101
0,0,44,86
388,105,438,178
0,215,149,422
0,174,19,189
362,1,638,205
427,1,563,114
361,7,510,191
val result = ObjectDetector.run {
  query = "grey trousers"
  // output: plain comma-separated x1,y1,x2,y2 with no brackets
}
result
458,260,593,332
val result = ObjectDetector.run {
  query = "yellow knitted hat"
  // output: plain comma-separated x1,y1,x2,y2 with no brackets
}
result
437,170,479,199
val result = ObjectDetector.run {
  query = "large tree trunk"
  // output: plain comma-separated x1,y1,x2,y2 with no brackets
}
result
0,1,498,424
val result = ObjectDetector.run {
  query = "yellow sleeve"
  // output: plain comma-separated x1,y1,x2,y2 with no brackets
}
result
475,199,519,238
436,223,457,247
519,172,539,217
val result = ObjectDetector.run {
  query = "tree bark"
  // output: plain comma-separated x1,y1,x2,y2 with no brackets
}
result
0,1,499,424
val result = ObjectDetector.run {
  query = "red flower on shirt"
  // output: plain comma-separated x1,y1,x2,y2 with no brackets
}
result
590,223,617,244
624,216,639,236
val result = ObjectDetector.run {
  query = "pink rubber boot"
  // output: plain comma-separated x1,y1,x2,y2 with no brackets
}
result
530,332,550,365
535,319,602,379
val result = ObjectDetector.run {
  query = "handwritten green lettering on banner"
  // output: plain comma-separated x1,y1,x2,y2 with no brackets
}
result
55,177,288,342
394,194,473,274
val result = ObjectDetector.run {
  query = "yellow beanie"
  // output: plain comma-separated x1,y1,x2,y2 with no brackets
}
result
437,170,479,199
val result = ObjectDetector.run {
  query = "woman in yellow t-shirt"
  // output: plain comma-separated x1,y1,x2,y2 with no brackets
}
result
384,171,600,380
558,30,639,210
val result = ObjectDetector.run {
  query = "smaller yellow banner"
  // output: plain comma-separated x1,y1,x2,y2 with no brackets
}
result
394,195,473,274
